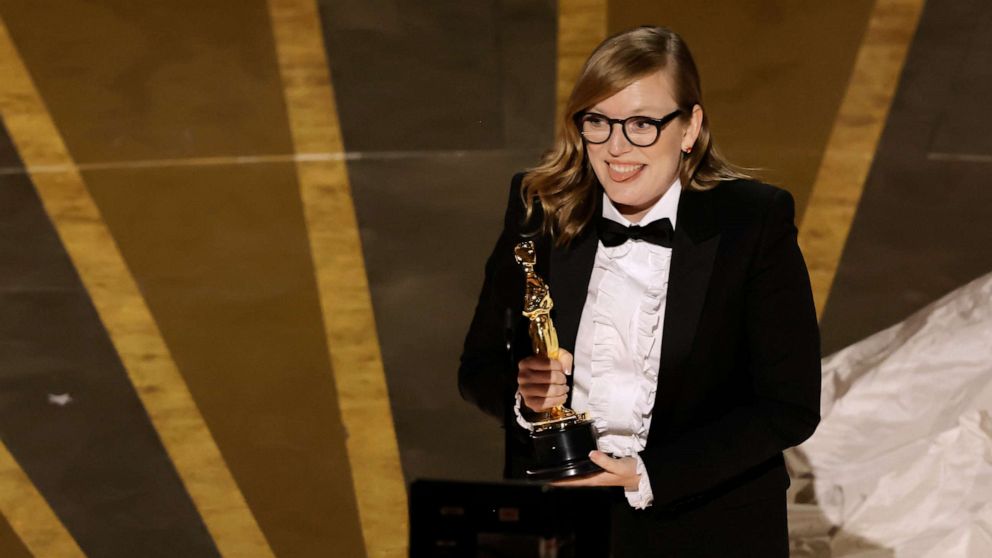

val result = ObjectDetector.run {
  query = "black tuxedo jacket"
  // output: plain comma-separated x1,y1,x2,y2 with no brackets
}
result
459,172,821,554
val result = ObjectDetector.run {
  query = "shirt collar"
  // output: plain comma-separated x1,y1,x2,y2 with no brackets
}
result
602,177,682,228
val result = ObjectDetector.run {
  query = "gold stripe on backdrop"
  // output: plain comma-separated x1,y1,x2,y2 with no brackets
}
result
0,18,275,557
266,1,408,556
798,0,926,318
0,441,83,557
557,0,607,127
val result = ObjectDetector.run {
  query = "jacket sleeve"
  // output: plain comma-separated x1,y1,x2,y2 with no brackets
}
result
458,172,527,421
640,188,822,507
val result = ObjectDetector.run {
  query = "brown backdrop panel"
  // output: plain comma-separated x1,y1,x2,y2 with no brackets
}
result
0,0,293,162
609,0,875,217
82,163,366,557
0,513,31,558
317,0,554,153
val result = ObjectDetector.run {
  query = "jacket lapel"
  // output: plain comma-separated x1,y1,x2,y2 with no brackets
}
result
548,203,597,409
657,188,720,391
548,217,598,355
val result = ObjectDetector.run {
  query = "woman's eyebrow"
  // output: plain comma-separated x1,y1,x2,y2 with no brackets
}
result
589,105,666,115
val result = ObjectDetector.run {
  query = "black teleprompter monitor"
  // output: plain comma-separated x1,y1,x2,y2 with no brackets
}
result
410,479,612,558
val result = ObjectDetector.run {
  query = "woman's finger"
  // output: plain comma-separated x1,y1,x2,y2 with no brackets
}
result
534,395,567,409
523,393,567,411
520,369,567,385
588,451,620,474
550,471,612,487
519,383,568,397
519,357,562,372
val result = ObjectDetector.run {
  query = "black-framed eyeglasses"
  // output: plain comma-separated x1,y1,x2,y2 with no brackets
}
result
574,108,684,147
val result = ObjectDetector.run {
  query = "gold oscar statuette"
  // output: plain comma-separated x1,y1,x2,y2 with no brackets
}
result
514,241,601,480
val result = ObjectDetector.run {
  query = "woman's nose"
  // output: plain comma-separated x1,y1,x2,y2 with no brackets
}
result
607,122,632,154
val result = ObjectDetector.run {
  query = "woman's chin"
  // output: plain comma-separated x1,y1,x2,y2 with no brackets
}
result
605,195,650,215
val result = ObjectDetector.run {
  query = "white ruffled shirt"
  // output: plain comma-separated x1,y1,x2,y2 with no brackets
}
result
516,178,681,509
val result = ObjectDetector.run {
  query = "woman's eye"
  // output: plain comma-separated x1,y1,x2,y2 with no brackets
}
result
585,116,606,126
630,118,653,130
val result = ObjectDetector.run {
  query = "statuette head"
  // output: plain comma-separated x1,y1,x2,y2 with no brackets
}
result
514,241,537,270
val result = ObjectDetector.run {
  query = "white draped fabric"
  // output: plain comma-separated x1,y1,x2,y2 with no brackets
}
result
788,270,992,557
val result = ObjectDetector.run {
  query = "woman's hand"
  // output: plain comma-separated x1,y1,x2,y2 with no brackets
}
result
551,451,640,491
517,349,573,412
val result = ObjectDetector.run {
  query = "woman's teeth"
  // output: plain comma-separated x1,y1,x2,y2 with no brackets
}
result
608,162,644,180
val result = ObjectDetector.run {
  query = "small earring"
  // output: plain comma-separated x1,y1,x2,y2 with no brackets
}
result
682,146,693,155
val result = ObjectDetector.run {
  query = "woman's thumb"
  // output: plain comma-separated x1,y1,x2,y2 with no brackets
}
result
558,348,574,376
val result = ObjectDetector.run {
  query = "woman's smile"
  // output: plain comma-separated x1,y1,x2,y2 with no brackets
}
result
607,161,647,182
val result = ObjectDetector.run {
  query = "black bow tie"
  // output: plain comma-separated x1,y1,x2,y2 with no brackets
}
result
597,216,674,248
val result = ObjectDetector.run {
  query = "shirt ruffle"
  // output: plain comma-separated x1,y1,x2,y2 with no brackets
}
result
586,262,625,439
631,250,670,448
584,244,671,455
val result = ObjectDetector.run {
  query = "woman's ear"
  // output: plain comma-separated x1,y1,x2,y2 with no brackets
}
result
682,104,703,150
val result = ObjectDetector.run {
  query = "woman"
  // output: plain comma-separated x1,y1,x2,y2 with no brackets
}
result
459,25,820,556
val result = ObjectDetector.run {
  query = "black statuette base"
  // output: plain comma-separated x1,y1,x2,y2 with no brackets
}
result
525,419,602,481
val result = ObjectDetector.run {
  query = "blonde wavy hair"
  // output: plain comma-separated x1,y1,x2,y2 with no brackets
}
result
523,25,749,245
